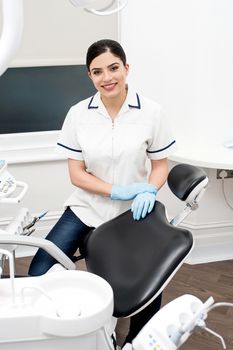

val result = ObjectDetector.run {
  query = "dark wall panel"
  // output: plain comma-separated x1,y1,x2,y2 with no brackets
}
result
0,65,96,134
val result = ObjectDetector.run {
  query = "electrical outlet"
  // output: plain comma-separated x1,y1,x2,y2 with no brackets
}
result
217,169,233,179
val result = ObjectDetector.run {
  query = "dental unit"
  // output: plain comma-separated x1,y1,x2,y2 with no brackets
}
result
0,2,233,349
0,160,232,350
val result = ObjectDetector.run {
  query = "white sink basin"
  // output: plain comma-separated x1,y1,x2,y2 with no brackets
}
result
0,270,114,339
30,270,114,336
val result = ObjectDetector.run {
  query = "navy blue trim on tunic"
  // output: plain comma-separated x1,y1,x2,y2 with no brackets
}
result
57,142,82,153
88,96,99,109
147,140,176,153
88,93,141,109
128,93,141,109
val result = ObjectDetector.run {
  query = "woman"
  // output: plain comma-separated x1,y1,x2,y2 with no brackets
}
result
29,39,176,345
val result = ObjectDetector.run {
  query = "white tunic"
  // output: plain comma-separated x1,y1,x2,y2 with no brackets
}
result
57,87,176,227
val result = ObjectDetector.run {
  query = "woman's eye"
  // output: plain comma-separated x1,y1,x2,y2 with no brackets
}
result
111,66,119,72
93,70,101,76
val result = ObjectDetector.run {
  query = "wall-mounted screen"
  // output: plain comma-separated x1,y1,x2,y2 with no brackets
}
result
0,65,96,134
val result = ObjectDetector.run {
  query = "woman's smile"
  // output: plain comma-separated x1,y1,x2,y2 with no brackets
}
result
101,82,117,92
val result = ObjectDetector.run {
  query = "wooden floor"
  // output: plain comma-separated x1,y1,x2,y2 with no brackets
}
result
5,257,233,350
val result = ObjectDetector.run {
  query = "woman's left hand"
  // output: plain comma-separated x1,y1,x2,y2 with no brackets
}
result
131,192,157,221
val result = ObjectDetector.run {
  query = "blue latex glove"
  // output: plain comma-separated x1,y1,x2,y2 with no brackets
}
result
131,191,157,221
111,183,157,201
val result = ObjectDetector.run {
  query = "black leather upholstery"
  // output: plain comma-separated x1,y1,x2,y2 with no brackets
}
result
168,163,207,201
83,201,193,318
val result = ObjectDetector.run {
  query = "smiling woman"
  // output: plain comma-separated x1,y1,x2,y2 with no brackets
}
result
28,38,176,347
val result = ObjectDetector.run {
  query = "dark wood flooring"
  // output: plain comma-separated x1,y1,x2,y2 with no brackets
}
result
4,257,233,349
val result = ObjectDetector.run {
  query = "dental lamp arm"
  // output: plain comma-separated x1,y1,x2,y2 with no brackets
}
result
0,234,76,271
70,0,128,16
0,0,24,77
85,0,128,16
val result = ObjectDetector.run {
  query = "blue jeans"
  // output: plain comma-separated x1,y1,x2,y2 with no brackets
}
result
28,207,92,276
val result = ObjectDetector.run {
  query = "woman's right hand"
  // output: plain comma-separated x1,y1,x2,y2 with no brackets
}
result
131,192,157,220
110,183,157,201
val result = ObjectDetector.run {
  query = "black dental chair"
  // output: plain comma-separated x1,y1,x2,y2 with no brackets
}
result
0,163,208,322
79,163,208,318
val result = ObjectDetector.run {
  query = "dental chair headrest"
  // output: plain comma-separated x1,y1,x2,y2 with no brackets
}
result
167,163,208,202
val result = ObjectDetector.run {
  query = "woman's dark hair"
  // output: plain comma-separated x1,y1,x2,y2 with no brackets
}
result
86,39,127,71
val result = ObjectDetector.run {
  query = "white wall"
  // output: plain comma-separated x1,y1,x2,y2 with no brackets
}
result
120,0,233,145
120,0,233,263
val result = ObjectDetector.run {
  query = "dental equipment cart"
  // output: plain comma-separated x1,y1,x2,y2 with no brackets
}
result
0,160,232,350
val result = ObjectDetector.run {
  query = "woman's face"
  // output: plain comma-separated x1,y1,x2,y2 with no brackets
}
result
88,51,129,101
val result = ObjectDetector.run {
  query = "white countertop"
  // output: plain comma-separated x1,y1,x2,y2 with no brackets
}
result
170,142,233,169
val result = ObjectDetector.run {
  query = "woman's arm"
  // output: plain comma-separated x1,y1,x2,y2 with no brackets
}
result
148,158,169,190
68,158,112,196
68,159,158,200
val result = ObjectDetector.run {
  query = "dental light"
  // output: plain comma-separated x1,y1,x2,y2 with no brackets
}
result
0,0,24,77
69,0,128,16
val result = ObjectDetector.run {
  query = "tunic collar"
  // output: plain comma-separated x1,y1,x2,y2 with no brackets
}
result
88,87,141,111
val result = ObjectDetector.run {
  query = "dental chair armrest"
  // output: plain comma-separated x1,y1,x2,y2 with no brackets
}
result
0,234,75,270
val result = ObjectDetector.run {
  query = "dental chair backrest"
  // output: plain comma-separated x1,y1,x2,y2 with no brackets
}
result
82,164,208,319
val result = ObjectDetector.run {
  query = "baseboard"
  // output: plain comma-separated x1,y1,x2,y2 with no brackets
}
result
181,219,233,264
